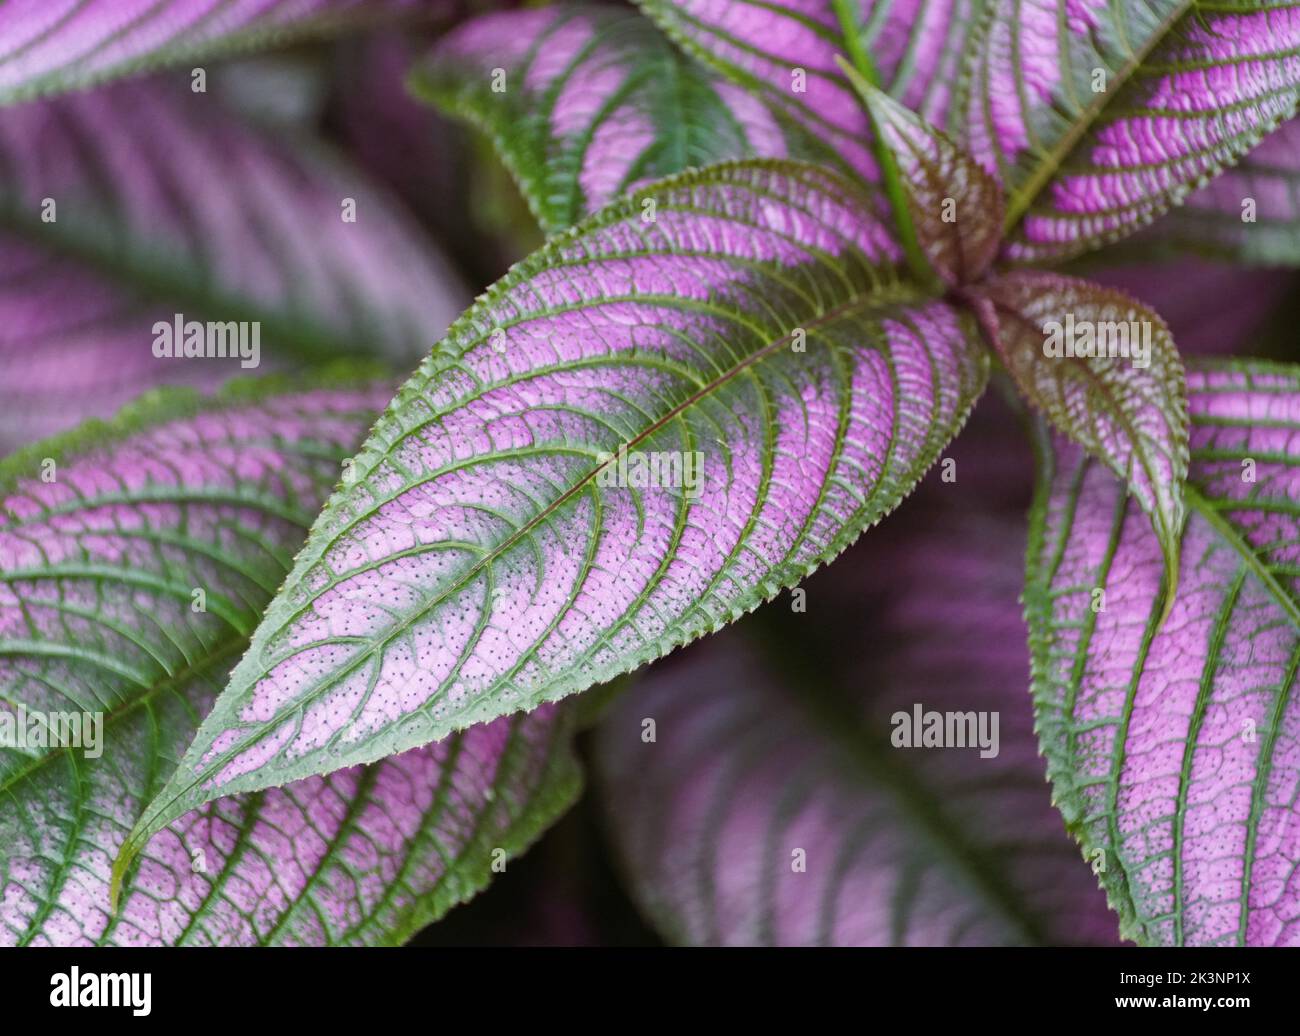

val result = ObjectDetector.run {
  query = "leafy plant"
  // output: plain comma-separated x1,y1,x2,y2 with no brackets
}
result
2,0,1300,947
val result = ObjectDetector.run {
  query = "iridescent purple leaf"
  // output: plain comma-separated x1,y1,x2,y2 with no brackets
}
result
0,379,580,946
970,0,1300,262
0,79,467,455
412,5,823,234
1134,117,1300,265
636,0,986,185
977,271,1188,598
0,0,440,105
1026,361,1300,945
596,502,1120,946
119,160,990,874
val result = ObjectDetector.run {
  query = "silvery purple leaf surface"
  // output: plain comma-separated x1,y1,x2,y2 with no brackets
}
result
636,1,1300,263
1133,116,1300,265
636,0,985,184
0,0,440,105
974,0,1300,262
4,0,1300,957
413,5,826,233
596,488,1120,945
0,79,467,455
0,380,580,946
1027,362,1300,945
117,160,990,875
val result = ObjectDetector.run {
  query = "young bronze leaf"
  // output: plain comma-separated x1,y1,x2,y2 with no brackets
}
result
976,271,1188,598
846,73,1004,285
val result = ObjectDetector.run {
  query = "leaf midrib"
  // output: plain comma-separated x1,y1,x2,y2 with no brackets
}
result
1000,0,1197,231
1185,483,1300,632
0,207,376,369
154,285,926,813
748,619,1051,946
1034,438,1300,945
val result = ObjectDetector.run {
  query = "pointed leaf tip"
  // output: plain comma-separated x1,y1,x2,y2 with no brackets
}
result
129,160,990,848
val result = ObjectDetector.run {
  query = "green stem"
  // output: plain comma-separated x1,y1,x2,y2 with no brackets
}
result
830,0,874,80
829,2,933,287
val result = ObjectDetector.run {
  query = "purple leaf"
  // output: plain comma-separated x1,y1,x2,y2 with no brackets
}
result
0,379,581,946
636,0,986,185
412,5,821,233
1134,116,1300,265
1026,361,1300,945
0,79,467,455
336,33,518,283
977,271,1188,599
969,0,1300,262
0,0,440,105
119,160,990,874
596,503,1120,945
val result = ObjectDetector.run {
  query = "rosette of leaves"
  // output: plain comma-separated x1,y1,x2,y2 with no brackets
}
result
5,0,1300,946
